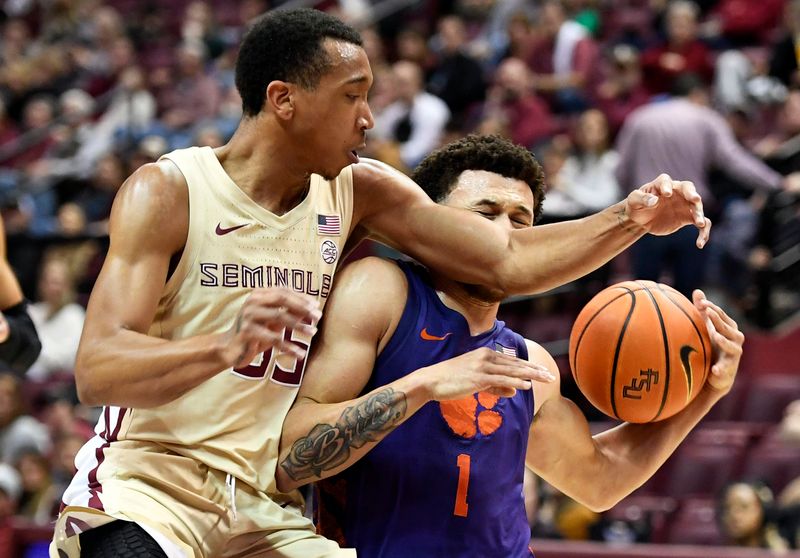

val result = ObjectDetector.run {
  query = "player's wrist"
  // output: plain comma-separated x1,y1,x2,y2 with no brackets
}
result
405,368,439,403
612,201,648,236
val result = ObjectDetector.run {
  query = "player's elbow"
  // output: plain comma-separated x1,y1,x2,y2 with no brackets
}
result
74,359,101,407
74,342,112,406
577,490,620,513
275,464,303,493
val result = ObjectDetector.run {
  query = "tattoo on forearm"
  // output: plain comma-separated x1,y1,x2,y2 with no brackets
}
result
280,388,407,481
614,206,637,233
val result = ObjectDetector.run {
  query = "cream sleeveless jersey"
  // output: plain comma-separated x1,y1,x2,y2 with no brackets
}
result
73,146,354,496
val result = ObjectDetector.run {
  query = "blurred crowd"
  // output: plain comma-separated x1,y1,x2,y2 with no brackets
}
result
0,0,799,554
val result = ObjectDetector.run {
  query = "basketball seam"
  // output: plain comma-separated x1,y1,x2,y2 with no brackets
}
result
572,287,642,386
654,284,710,389
609,289,637,421
637,281,670,421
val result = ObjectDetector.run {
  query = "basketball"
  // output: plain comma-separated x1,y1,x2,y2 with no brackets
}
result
568,281,712,423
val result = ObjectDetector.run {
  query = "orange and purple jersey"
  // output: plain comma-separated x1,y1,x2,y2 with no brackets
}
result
341,261,535,557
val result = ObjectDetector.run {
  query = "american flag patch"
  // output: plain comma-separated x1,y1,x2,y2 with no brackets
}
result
317,214,341,235
495,343,517,357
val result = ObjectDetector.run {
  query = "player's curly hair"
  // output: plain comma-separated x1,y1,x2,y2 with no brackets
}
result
235,8,363,117
412,134,546,221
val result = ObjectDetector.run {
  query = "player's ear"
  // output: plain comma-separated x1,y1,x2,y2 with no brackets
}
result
266,80,294,119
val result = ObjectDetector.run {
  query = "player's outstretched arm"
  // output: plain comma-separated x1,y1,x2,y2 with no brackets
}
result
526,291,743,511
74,163,320,409
277,257,553,492
352,160,710,296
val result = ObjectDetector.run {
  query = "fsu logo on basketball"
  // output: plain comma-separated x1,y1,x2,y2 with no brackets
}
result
622,368,660,399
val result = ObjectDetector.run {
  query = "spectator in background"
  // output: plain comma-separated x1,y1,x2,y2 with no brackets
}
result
181,1,227,62
769,0,800,89
27,256,85,381
641,0,713,96
545,109,622,217
594,44,650,135
152,40,223,149
526,0,600,113
79,65,157,165
395,27,437,79
0,463,21,557
16,449,58,525
615,74,800,296
481,57,556,149
427,15,486,122
0,374,49,465
371,60,450,170
717,481,789,551
28,152,127,238
703,0,784,48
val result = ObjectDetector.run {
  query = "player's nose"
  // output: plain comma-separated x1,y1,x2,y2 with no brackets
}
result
359,103,374,131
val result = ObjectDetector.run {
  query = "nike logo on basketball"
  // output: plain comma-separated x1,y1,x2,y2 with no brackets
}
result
679,345,696,398
215,223,249,236
420,328,452,341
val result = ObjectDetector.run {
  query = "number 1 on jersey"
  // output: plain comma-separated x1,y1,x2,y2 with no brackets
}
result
454,453,471,517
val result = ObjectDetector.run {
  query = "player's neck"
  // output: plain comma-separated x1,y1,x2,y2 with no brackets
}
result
432,276,500,336
214,118,312,215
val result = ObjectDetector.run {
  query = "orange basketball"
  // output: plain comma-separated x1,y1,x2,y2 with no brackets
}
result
568,280,712,423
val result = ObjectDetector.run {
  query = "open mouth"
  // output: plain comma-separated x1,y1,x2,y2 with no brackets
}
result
348,149,361,164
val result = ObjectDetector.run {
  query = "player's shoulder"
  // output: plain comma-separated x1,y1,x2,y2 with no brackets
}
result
108,161,189,253
334,256,408,298
117,160,188,211
523,338,558,371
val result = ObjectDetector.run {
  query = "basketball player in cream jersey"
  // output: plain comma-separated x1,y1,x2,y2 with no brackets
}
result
53,8,714,558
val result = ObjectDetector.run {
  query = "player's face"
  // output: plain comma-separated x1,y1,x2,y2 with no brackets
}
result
292,40,374,180
443,170,534,302
444,170,535,231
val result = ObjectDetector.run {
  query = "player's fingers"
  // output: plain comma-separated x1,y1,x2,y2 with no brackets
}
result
700,298,740,331
626,189,659,210
674,180,703,205
696,217,711,248
650,173,674,197
243,306,317,334
250,288,322,319
484,374,533,392
705,310,744,350
487,356,556,382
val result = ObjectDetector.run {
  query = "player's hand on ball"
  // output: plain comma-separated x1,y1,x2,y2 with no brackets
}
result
421,347,555,401
693,289,744,394
626,174,712,248
224,288,321,369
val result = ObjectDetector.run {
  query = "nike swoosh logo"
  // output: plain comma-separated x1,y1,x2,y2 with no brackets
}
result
420,328,452,341
215,223,249,236
679,345,697,401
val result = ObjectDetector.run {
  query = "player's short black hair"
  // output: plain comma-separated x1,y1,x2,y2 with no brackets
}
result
412,134,546,221
235,8,363,117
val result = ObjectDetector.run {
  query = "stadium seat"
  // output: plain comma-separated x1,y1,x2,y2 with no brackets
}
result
740,432,800,494
661,443,747,498
665,497,724,546
737,374,800,423
604,495,678,543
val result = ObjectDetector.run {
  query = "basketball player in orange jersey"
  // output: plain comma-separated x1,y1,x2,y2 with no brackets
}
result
53,8,712,558
277,135,745,558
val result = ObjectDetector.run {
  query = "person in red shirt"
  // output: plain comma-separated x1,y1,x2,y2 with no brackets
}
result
641,0,713,96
